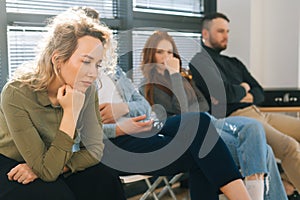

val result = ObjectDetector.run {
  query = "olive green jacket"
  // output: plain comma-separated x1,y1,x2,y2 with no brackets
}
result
0,81,104,181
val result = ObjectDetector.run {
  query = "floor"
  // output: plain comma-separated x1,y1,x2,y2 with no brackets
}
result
127,185,190,200
127,186,228,200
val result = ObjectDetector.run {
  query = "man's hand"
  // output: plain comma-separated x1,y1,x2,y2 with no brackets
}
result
116,115,153,136
7,163,38,184
240,92,254,103
240,82,251,93
99,103,129,124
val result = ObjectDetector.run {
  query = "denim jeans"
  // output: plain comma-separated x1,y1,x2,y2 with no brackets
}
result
231,105,300,191
210,114,287,200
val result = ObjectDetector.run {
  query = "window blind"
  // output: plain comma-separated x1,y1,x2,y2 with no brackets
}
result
7,26,46,78
0,48,2,83
6,0,117,18
131,30,201,87
133,0,203,17
7,26,119,79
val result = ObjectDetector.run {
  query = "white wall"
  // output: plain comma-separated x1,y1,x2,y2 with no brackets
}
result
217,0,300,88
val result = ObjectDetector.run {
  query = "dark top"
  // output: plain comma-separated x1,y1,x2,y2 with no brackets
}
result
139,69,209,119
189,44,264,116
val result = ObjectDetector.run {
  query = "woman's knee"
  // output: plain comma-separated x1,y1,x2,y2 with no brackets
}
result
1,179,75,200
65,163,125,199
239,120,266,143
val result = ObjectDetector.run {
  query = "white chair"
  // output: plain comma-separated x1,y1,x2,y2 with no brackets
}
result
120,173,184,200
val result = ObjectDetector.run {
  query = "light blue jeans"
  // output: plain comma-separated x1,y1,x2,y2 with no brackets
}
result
209,114,287,200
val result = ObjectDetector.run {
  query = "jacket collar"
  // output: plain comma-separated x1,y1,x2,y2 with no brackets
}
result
201,41,222,55
36,89,56,107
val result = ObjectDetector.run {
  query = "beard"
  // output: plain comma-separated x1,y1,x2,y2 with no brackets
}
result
210,39,227,52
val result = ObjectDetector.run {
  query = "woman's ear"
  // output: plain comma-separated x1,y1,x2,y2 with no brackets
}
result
51,51,60,66
51,52,61,74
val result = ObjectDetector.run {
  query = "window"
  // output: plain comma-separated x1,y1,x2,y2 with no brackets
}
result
0,49,2,82
7,26,46,78
6,0,117,18
133,0,204,17
130,30,201,87
5,0,118,79
1,0,215,91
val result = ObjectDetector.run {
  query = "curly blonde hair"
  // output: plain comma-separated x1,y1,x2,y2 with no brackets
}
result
12,8,117,91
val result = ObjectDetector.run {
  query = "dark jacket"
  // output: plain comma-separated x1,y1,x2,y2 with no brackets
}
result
189,44,264,116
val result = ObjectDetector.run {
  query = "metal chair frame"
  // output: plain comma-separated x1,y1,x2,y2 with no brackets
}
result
120,173,184,200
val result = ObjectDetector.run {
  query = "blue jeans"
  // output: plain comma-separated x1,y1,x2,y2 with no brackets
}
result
210,114,287,200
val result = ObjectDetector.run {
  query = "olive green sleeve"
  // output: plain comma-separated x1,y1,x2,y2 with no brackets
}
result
1,84,74,182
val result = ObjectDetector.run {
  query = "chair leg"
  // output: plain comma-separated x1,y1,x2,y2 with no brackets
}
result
139,177,164,200
162,177,177,200
157,173,184,200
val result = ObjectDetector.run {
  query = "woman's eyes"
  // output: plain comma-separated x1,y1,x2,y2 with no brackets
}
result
156,50,173,54
83,60,102,68
83,60,91,64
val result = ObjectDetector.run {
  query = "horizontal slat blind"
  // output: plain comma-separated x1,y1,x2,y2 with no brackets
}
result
7,26,46,78
0,49,2,83
132,30,201,87
6,0,116,18
7,26,118,79
133,0,203,16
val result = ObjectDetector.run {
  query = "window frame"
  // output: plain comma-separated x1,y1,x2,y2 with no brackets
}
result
0,0,216,91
